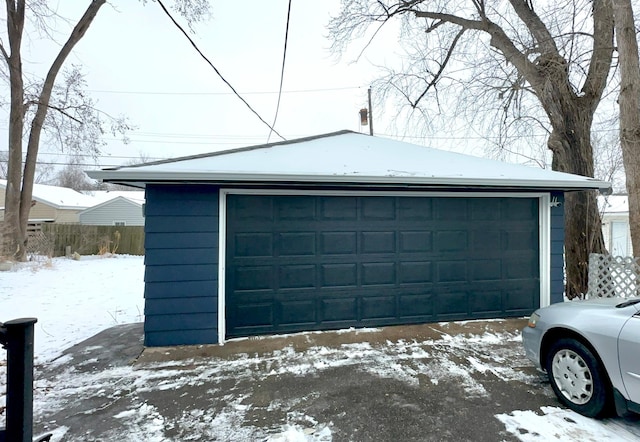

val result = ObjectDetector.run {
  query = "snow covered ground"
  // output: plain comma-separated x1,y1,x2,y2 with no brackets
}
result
1,255,639,441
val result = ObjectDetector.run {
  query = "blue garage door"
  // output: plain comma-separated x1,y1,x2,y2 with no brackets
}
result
226,195,539,337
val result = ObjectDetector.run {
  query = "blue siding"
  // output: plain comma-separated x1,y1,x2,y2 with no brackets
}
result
550,192,565,304
144,185,219,346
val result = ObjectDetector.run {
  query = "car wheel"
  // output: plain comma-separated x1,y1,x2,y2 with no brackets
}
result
545,338,610,418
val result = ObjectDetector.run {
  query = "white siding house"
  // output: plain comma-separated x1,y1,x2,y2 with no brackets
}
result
600,195,633,256
78,196,144,226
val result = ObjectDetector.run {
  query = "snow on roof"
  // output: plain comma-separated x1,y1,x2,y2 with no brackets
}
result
599,195,628,213
0,179,97,209
78,195,143,217
85,190,145,205
88,130,611,191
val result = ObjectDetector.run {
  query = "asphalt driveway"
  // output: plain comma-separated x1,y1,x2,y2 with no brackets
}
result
30,319,639,441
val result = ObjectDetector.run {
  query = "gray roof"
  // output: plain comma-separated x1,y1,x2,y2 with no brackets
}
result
87,130,611,192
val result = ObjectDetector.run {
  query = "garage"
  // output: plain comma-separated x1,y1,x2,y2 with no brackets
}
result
88,130,611,346
225,193,540,337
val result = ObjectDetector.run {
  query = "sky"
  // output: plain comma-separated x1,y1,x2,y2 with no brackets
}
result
1,255,639,440
0,0,508,177
21,0,419,170
0,0,628,188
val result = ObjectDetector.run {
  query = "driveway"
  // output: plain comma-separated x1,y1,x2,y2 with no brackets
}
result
32,319,640,441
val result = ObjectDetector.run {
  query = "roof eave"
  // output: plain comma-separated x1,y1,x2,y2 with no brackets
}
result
87,170,611,192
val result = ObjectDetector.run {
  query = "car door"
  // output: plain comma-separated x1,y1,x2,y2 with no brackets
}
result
618,309,640,403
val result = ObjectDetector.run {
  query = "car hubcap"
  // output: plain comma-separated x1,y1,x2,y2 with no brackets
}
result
551,349,593,405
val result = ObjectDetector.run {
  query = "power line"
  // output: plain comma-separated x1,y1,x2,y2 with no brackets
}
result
155,0,285,141
268,0,292,143
87,86,364,96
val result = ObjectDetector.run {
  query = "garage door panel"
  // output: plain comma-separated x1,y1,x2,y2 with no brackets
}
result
226,195,540,338
280,300,316,325
470,199,502,220
279,264,316,289
234,303,273,327
505,256,538,279
437,261,467,282
504,230,537,251
362,262,396,285
322,297,358,322
362,197,396,220
234,266,274,290
471,230,501,251
234,196,273,220
279,232,316,256
435,231,468,252
399,293,435,318
470,259,502,281
362,295,396,319
505,198,538,219
470,289,503,314
320,232,357,254
320,197,358,220
504,283,538,310
276,196,316,220
400,231,432,252
362,231,396,253
235,233,272,257
436,291,469,316
436,199,468,220
399,261,433,284
321,263,357,287
399,198,432,220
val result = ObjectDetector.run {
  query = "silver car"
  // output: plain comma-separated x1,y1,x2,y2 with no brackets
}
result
522,297,640,418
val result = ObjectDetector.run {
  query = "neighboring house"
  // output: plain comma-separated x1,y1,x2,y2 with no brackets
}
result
600,195,633,256
79,191,145,226
0,179,97,224
88,130,611,347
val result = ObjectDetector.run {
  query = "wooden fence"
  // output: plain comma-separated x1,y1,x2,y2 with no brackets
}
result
38,224,145,257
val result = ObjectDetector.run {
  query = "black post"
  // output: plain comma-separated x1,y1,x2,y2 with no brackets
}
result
0,318,38,442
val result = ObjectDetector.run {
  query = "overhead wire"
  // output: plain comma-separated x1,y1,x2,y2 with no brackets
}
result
268,0,292,143
155,0,286,141
87,85,364,96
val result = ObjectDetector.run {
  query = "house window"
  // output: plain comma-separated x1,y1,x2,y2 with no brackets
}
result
114,221,126,227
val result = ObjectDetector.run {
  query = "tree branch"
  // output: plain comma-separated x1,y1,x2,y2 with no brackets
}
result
507,0,560,55
581,0,614,107
21,0,106,227
411,28,465,108
414,10,542,89
0,41,9,64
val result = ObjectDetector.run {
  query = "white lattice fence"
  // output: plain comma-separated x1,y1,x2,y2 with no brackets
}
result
587,253,640,299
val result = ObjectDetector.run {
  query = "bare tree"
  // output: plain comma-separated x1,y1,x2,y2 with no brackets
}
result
1,150,61,184
613,0,640,255
329,1,615,298
1,0,107,260
1,0,210,261
54,159,95,192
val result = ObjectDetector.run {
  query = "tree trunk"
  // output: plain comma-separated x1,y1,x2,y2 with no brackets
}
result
548,118,607,298
2,0,106,261
613,0,640,258
2,0,26,259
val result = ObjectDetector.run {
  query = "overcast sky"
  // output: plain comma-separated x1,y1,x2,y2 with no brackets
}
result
53,1,396,168
4,0,491,172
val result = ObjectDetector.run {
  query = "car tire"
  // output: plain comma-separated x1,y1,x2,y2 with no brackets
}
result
545,338,611,418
